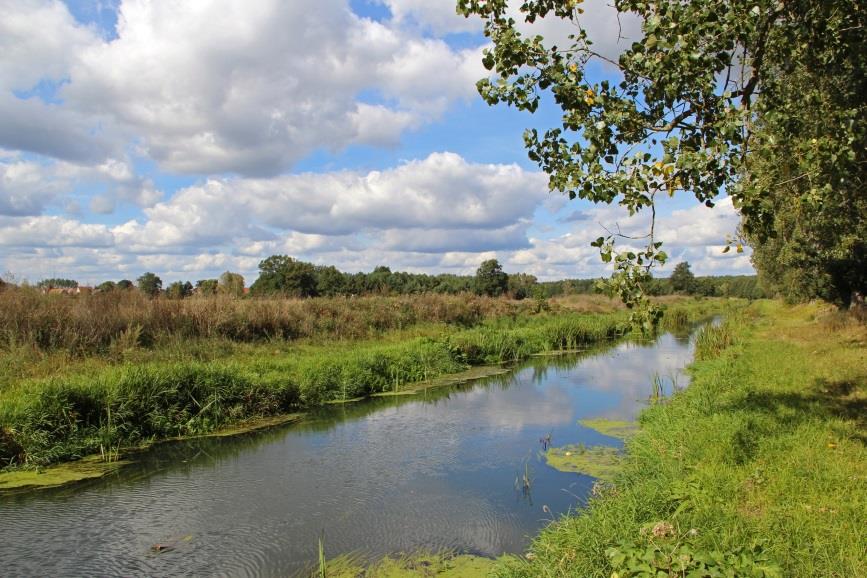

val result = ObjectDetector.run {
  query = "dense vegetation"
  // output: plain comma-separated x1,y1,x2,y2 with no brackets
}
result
540,270,764,300
0,287,523,358
0,307,637,468
4,256,763,302
0,281,729,472
459,0,865,320
493,302,867,577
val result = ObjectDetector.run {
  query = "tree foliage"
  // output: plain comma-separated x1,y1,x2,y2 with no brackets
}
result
36,278,78,289
458,0,866,315
669,262,696,294
196,279,219,296
218,271,245,297
250,255,317,297
136,272,163,297
508,272,538,300
165,281,193,299
475,259,509,296
738,3,867,306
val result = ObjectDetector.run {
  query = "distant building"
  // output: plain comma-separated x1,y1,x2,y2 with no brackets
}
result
42,286,93,296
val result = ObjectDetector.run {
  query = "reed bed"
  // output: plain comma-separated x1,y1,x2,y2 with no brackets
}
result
0,288,529,355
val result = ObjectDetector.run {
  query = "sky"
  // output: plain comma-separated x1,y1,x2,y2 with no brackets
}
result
0,0,754,285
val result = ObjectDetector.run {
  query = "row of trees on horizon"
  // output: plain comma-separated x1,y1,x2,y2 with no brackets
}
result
1,257,763,300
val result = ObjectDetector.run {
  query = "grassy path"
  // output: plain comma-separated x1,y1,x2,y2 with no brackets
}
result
494,301,866,577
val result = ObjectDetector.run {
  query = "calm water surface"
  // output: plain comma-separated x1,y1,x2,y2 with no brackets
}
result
0,328,698,576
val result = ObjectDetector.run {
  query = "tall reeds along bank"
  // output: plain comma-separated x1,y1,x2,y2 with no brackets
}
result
0,311,639,469
494,301,867,578
0,288,531,356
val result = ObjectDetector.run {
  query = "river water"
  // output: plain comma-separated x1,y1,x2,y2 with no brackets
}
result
0,328,698,576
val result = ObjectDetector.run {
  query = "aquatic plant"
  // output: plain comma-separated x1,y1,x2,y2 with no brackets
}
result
694,319,738,361
649,373,665,403
317,534,326,578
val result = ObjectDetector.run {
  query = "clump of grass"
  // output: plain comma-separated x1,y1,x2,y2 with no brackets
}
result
660,308,689,331
317,534,327,578
649,373,665,403
693,319,738,360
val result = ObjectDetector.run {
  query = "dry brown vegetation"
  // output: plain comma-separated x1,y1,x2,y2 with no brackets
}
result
0,287,538,356
550,293,695,314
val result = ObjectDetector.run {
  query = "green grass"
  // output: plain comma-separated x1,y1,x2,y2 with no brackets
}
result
494,301,867,577
1,309,653,469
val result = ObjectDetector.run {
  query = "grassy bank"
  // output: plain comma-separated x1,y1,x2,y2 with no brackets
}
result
0,292,728,472
0,308,640,470
495,301,866,577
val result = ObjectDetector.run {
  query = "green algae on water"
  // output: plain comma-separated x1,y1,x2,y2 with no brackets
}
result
319,552,495,577
0,455,129,493
372,365,511,398
544,444,622,481
578,418,638,439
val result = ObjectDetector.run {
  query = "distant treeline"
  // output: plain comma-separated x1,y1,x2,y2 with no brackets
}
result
539,275,765,300
4,255,764,300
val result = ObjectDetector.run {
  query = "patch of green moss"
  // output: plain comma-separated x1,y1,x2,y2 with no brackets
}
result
324,552,495,577
544,444,622,480
0,455,128,493
579,418,638,439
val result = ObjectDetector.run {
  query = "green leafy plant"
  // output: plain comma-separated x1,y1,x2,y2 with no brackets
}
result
606,526,782,578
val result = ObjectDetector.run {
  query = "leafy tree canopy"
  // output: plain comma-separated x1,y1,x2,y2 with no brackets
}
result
669,262,696,294
458,0,866,319
165,280,193,299
508,272,538,300
251,255,317,297
218,271,245,297
36,278,78,289
196,279,219,296
475,258,509,296
137,272,163,297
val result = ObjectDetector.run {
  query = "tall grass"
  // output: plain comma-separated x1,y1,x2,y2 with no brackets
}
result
0,310,639,468
0,288,528,356
694,319,739,360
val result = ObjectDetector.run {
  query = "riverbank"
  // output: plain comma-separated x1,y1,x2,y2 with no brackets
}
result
0,297,729,489
0,300,725,478
495,301,867,577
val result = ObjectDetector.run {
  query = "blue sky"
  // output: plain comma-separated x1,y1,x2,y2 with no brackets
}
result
0,0,753,285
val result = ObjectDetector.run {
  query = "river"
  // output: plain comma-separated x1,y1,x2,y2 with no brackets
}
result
0,327,698,576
